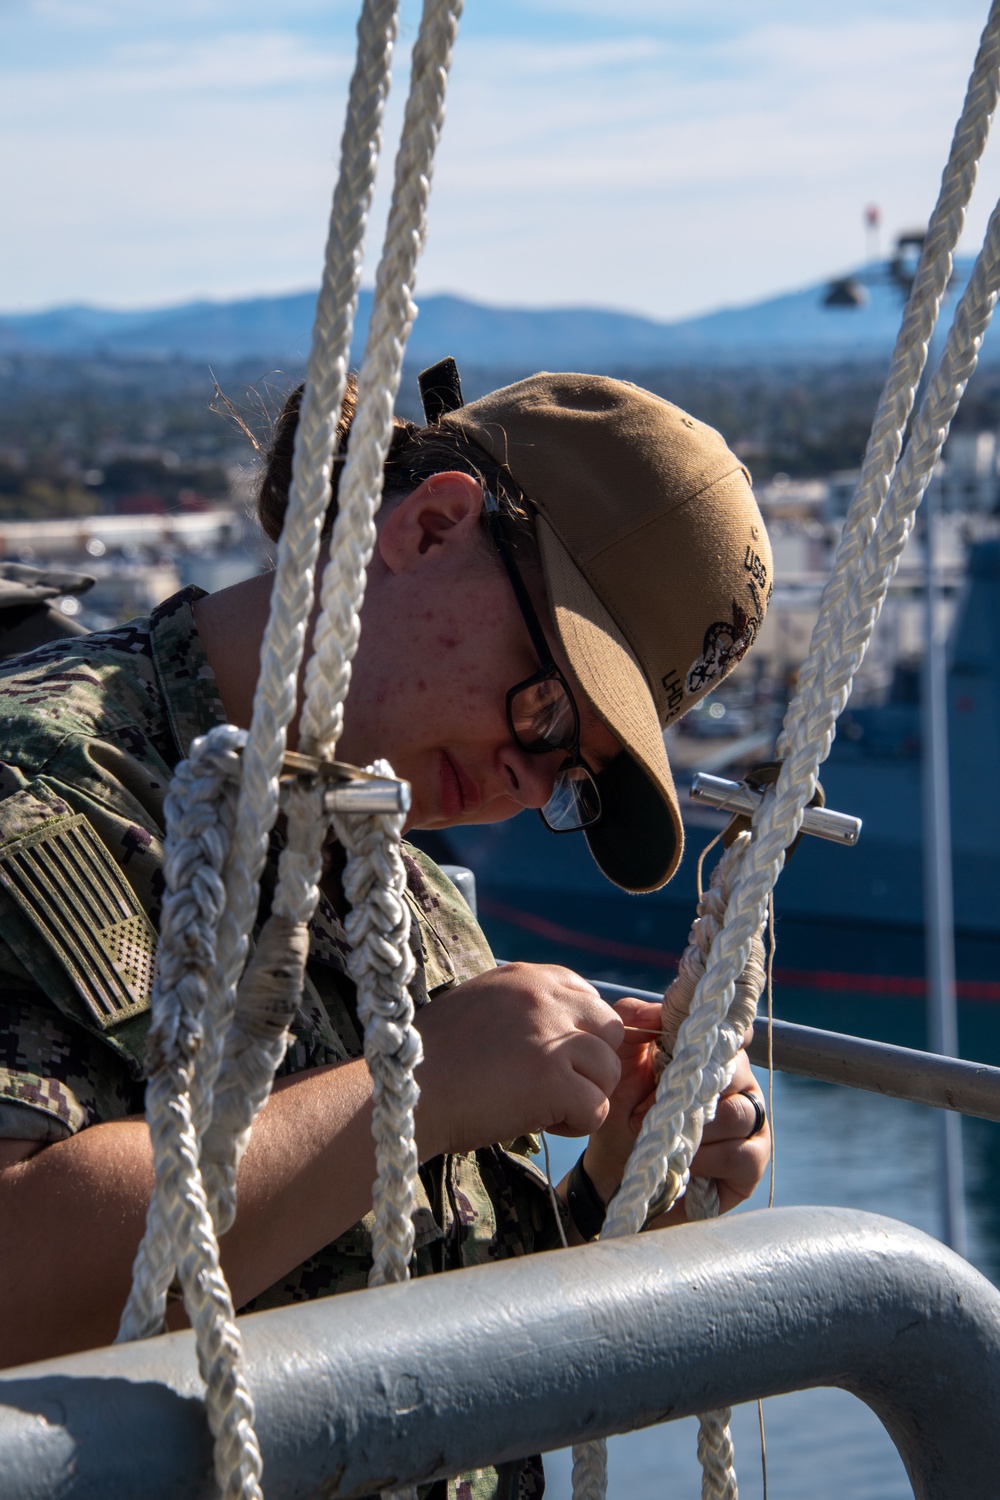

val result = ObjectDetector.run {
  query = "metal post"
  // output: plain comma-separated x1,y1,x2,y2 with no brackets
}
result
921,477,967,1255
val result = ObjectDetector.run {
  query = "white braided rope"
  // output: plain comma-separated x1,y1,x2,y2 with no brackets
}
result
117,728,264,1500
692,87,1000,1119
597,0,1000,1257
291,15,462,1491
330,764,421,1287
677,848,764,1500
572,838,760,1500
119,726,242,1344
120,5,462,1497
571,1433,608,1500
248,0,462,1317
301,0,465,759
207,0,402,1177
695,1396,738,1500
574,11,1000,1500
782,0,1000,753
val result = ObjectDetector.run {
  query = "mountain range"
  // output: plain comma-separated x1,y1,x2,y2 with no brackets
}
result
0,260,985,369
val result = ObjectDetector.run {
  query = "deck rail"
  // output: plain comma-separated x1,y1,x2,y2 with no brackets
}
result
2,1208,998,1499
589,977,1000,1123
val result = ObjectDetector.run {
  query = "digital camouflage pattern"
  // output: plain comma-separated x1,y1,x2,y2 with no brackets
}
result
0,587,561,1500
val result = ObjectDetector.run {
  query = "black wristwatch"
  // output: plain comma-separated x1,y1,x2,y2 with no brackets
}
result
566,1152,609,1242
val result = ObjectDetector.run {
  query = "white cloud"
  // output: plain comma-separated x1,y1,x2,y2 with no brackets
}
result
0,32,347,119
415,14,1000,316
3,3,1000,318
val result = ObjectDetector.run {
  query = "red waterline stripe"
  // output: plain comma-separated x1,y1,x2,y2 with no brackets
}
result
479,896,1000,1003
479,896,684,969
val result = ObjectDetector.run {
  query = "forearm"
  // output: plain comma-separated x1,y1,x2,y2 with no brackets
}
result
0,959,632,1369
0,1057,379,1369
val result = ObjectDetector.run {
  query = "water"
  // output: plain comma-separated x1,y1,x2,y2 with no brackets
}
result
535,1056,1000,1500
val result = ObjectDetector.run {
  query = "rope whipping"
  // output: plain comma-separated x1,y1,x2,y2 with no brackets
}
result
572,5,1000,1497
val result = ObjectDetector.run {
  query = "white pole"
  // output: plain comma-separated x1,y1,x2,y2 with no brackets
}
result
921,476,967,1256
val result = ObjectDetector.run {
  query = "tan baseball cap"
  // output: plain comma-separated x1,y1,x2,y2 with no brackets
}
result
440,372,772,894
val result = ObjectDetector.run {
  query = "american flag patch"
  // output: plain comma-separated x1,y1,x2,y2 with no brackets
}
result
0,814,156,1029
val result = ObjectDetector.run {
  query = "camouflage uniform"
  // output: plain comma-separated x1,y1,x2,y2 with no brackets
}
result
0,586,562,1500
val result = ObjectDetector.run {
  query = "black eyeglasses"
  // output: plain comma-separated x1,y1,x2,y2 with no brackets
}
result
482,490,602,833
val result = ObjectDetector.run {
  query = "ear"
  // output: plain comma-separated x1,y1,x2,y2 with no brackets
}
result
377,471,485,574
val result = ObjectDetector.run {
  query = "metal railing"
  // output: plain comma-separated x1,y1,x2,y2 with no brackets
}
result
590,978,1000,1123
6,864,998,1495
2,1208,998,1498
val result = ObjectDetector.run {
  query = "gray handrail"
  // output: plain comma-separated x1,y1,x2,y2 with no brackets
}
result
589,978,1000,1122
1,1207,998,1498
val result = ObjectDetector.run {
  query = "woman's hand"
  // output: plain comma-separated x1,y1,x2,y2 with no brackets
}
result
685,1047,769,1212
581,1009,770,1220
579,995,661,1203
646,1047,770,1226
413,962,624,1159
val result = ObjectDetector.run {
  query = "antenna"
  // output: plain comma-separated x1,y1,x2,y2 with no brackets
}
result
864,203,881,263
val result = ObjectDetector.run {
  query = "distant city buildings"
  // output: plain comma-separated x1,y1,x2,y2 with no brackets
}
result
815,430,1000,520
745,435,1000,705
0,507,264,632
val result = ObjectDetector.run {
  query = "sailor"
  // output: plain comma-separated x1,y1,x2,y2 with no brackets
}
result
0,369,771,1496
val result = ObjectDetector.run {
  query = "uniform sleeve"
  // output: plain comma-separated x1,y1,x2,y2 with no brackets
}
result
400,845,496,995
0,762,153,1141
0,974,144,1141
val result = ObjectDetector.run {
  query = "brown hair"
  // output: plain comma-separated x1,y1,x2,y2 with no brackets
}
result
257,375,537,558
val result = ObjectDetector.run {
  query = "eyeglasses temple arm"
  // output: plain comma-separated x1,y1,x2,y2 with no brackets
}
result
482,490,556,669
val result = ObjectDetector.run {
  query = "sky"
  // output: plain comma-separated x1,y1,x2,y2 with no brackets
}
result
3,0,1000,322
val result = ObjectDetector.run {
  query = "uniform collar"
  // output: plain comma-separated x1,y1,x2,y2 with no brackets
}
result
148,586,230,761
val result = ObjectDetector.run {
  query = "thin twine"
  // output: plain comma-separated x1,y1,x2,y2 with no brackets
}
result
758,1400,769,1500
541,1132,570,1249
756,887,778,1500
696,829,724,902
765,889,776,1210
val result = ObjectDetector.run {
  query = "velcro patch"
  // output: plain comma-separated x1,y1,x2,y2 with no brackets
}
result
0,814,156,1029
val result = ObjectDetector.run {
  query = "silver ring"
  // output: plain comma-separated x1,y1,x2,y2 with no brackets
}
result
741,1089,767,1139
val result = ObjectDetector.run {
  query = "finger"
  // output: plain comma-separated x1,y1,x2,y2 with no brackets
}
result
572,996,625,1050
691,1138,769,1207
609,1001,662,1064
546,1075,612,1138
569,1030,623,1101
700,1091,765,1144
611,996,662,1029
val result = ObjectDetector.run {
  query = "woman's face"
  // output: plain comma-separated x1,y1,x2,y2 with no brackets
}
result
339,473,621,832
